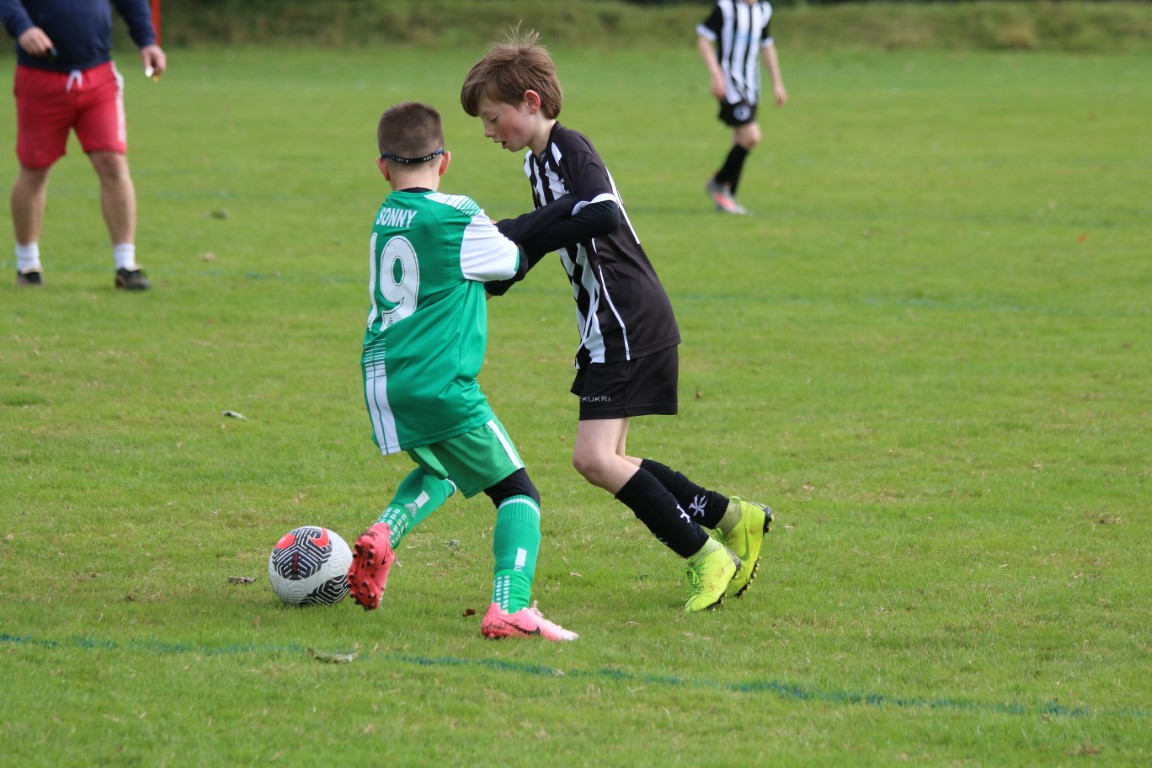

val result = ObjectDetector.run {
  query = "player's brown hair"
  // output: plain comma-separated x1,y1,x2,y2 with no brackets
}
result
376,102,444,162
460,28,563,119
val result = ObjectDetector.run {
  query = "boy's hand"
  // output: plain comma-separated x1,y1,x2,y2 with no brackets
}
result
710,72,726,99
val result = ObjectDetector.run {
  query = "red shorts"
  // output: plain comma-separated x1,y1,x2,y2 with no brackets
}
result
14,61,127,169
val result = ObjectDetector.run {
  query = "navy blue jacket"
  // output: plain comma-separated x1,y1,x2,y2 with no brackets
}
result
1,0,155,71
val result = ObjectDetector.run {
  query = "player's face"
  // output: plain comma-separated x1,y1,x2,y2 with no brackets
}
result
475,95,543,155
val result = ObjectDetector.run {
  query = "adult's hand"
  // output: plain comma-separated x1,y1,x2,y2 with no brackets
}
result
17,26,55,57
141,44,167,76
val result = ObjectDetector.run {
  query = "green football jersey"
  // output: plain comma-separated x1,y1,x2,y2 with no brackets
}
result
362,189,520,454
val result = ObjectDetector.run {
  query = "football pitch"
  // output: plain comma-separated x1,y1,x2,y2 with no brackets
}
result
1,45,1149,766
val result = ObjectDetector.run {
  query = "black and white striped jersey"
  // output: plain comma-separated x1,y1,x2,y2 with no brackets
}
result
523,123,680,369
698,0,775,106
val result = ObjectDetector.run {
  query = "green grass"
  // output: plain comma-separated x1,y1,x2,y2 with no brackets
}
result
1,41,1150,767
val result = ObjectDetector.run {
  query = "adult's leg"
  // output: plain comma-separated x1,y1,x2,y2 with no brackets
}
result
88,150,135,246
11,165,50,247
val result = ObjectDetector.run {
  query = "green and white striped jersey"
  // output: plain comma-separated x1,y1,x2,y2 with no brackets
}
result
362,189,521,454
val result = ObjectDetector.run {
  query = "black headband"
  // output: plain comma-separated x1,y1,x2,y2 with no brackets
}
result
380,148,445,164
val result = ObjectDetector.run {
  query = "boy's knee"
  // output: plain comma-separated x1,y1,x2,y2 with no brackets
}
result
484,468,540,507
571,450,611,487
735,122,761,150
571,451,595,481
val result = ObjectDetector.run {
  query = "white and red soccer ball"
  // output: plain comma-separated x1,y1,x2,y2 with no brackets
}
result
267,526,351,606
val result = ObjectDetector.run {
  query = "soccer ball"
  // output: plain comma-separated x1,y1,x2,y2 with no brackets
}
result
267,526,352,606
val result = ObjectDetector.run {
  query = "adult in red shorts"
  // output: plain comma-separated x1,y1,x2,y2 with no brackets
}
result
1,0,167,289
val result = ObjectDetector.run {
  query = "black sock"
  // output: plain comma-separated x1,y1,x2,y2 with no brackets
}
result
640,459,730,529
615,468,708,558
716,145,750,194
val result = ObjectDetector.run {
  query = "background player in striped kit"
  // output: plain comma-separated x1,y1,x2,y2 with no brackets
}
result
346,102,576,642
462,30,773,613
697,0,788,215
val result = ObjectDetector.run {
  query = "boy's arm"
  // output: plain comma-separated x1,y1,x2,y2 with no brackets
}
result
460,211,526,283
481,194,577,296
761,43,787,106
485,198,621,297
494,193,579,245
512,199,619,260
697,35,726,99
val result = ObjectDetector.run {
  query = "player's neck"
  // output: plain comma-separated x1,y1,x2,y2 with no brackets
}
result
529,119,558,156
390,170,440,192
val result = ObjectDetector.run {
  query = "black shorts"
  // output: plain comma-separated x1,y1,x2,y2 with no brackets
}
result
570,346,679,421
718,99,758,128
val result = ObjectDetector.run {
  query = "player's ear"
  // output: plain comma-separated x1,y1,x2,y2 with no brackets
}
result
377,156,393,181
438,150,452,177
523,90,542,113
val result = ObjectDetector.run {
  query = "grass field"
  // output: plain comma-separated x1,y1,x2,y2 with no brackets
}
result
1,42,1150,767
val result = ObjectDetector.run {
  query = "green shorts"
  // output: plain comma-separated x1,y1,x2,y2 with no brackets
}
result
407,418,524,499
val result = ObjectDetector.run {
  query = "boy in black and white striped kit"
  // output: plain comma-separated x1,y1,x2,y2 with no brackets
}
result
461,29,773,614
697,0,788,215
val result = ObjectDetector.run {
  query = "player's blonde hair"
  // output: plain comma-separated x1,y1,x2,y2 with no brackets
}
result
460,28,563,119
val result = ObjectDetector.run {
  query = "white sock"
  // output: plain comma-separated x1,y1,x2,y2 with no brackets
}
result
687,536,723,563
717,500,743,536
113,243,137,270
16,243,41,273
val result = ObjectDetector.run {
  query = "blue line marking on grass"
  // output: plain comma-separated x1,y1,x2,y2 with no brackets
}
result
3,632,1146,720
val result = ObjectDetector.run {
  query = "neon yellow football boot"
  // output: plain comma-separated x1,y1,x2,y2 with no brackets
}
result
684,542,742,612
722,498,772,598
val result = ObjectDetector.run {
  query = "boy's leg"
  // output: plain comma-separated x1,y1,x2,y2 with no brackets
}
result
641,458,772,599
707,104,758,213
613,464,740,612
478,469,577,642
639,458,730,528
729,122,762,195
572,433,732,613
405,422,577,640
348,466,456,611
614,463,709,558
485,473,541,614
713,143,749,195
572,417,707,557
572,356,739,610
376,467,457,548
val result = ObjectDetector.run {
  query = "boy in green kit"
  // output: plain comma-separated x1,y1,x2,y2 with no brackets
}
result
346,101,576,641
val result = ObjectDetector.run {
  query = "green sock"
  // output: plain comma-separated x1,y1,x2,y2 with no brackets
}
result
376,468,457,549
491,495,540,612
